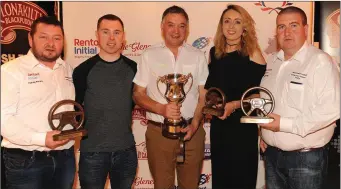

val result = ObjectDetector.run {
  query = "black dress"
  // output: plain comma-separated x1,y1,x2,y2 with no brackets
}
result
205,47,266,189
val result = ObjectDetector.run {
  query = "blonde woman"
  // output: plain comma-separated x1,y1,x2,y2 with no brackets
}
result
204,4,266,188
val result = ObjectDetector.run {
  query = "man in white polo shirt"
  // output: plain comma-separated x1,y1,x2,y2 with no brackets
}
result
259,6,340,189
133,5,208,189
1,16,75,189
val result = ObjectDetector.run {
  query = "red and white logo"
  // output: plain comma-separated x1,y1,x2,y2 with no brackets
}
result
122,41,151,57
254,2,294,14
136,141,148,160
134,176,154,187
132,108,147,126
1,2,47,44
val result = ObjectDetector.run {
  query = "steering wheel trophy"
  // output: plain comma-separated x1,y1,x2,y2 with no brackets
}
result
48,100,87,141
157,73,193,163
240,87,275,124
202,87,226,117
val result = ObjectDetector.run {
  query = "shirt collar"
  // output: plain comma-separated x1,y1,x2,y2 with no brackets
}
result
26,49,65,69
274,41,308,64
160,41,186,50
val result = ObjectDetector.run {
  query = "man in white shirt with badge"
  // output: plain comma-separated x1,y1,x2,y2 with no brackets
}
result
259,6,340,189
1,16,76,189
133,5,208,189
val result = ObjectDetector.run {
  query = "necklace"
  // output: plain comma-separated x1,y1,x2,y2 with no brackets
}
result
226,42,239,46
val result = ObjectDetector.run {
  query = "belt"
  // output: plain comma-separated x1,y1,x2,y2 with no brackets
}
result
148,118,193,128
148,120,163,128
3,147,73,158
270,145,325,153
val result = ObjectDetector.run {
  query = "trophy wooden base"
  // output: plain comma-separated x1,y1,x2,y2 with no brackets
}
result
240,116,274,124
162,125,182,139
202,107,224,117
163,118,186,139
53,129,88,141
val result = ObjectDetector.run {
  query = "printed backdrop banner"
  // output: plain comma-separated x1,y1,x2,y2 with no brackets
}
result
62,2,313,189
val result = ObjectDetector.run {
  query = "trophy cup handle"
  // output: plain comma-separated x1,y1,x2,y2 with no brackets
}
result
184,73,193,96
156,76,166,99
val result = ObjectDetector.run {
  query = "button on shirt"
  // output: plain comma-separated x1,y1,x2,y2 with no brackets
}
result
1,50,75,151
260,42,340,151
133,42,209,123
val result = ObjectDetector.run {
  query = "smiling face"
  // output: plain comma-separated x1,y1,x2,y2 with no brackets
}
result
276,12,308,57
222,9,244,44
161,13,188,49
28,23,64,63
96,19,125,57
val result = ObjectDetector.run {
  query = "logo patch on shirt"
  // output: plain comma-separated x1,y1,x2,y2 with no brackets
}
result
290,72,307,80
27,73,43,84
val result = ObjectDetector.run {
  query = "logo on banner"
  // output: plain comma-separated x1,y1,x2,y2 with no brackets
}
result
175,173,212,188
136,141,148,160
122,42,151,57
192,37,212,50
1,2,48,44
73,38,99,58
204,144,211,160
199,173,212,186
203,121,211,160
134,177,154,187
254,2,294,14
264,37,278,55
132,107,148,126
326,9,340,49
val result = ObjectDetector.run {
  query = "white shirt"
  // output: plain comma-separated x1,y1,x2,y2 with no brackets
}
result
260,42,340,151
1,50,75,151
133,42,209,123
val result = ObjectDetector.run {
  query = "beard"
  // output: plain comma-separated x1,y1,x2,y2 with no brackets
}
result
31,43,61,62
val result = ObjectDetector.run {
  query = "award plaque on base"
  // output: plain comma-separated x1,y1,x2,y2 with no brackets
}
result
157,73,193,163
240,87,275,124
48,100,87,141
202,87,226,117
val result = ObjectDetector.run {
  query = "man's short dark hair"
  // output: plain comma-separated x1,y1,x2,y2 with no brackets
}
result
278,6,307,25
162,5,189,22
97,14,124,31
30,16,64,37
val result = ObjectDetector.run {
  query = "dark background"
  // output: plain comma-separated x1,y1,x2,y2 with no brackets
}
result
315,2,340,188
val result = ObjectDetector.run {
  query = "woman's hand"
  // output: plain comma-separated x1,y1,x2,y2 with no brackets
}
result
218,101,238,120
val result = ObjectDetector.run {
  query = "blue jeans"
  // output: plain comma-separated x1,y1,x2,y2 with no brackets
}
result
79,145,138,189
3,147,75,189
264,145,329,189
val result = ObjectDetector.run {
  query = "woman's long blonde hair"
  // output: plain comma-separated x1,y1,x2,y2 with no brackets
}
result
214,4,261,59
